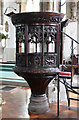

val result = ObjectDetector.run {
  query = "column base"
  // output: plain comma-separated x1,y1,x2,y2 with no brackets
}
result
28,94,50,114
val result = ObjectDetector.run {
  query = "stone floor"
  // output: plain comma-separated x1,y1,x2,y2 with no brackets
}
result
0,75,79,120
0,75,79,119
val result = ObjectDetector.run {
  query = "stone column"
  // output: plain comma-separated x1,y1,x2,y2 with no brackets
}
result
21,0,27,12
54,0,60,12
40,0,54,12
66,1,77,21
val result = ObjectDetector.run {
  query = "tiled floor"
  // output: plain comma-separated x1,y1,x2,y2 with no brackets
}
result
0,84,79,120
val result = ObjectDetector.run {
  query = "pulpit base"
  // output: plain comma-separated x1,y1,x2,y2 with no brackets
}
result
28,94,50,114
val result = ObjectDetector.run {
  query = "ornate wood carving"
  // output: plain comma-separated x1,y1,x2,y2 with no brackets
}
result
16,24,25,43
28,53,57,67
11,12,64,25
28,25,57,44
28,26,42,43
44,26,57,44
16,53,26,66
28,53,42,66
16,24,58,66
44,54,57,66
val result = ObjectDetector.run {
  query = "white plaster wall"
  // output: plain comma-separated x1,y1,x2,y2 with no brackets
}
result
2,0,40,62
2,48,16,62
63,22,77,61
2,0,19,62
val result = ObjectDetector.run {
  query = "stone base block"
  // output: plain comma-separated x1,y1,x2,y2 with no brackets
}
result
28,94,50,114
